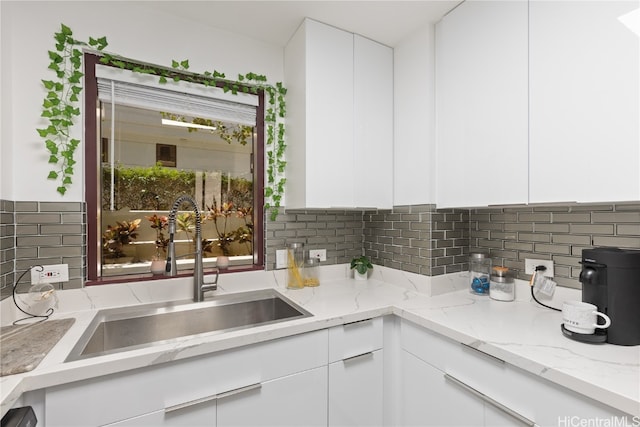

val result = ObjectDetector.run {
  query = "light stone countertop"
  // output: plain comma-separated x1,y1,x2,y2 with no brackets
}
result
1,265,638,418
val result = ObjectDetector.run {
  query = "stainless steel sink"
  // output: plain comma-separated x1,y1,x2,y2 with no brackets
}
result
65,289,311,362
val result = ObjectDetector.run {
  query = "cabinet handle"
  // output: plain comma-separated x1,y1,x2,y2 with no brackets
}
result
444,374,536,427
216,382,262,400
164,383,262,413
461,343,505,365
343,318,373,329
342,351,374,364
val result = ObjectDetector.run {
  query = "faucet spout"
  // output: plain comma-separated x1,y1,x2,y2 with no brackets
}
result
165,195,215,302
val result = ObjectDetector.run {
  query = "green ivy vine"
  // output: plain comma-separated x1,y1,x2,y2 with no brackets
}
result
40,23,287,219
38,24,107,195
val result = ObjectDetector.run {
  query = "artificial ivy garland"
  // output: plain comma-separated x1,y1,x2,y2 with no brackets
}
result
39,24,287,220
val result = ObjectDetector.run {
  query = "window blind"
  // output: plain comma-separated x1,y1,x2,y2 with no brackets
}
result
95,65,258,126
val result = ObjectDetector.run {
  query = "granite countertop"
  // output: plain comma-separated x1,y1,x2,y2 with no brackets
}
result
1,265,638,418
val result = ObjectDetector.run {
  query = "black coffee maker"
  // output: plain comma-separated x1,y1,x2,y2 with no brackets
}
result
579,247,640,346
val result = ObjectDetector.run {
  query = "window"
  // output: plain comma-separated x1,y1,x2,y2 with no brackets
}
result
84,54,265,283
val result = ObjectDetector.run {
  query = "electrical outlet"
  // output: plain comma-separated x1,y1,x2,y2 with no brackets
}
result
275,249,288,269
524,259,554,278
31,264,69,284
309,249,326,262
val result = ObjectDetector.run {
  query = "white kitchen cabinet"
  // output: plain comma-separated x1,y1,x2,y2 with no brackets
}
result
107,368,328,427
529,0,640,203
284,18,393,209
329,351,383,426
43,329,328,427
400,319,633,427
400,350,484,427
216,366,327,427
435,0,529,208
328,317,384,426
353,34,394,209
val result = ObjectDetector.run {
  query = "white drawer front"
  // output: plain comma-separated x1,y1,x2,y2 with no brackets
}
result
328,317,383,363
46,329,328,426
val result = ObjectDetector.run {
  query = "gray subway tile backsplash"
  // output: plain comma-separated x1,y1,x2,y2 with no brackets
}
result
1,200,85,297
471,203,640,289
3,198,640,297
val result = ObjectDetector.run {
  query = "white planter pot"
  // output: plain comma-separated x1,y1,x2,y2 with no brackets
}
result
150,259,166,275
216,255,229,270
354,270,368,281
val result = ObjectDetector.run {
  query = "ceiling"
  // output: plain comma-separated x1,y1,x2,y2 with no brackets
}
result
147,1,461,47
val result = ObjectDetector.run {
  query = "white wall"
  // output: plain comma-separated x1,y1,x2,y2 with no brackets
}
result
393,23,437,206
0,1,283,202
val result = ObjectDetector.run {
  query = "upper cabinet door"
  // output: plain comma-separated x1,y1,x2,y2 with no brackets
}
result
436,0,529,208
354,35,394,209
284,19,393,209
529,0,640,203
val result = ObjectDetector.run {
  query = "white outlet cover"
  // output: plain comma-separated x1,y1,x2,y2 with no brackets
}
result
309,249,327,262
31,264,69,284
524,259,554,278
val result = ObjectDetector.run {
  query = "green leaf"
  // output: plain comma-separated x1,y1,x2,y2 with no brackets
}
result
159,76,167,84
62,176,72,185
42,79,55,89
68,70,83,83
60,23,72,36
171,60,179,68
64,167,74,175
57,186,67,195
45,140,58,153
70,55,81,68
37,128,50,137
48,171,59,179
180,59,189,69
48,155,59,164
48,50,63,62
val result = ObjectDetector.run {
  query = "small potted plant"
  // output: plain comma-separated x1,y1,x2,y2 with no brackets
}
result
146,214,169,274
350,255,373,281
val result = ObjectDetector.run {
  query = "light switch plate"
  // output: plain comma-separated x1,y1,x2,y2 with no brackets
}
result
275,249,287,269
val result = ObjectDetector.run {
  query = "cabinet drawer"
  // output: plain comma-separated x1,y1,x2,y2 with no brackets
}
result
400,319,632,425
328,317,383,363
46,329,328,426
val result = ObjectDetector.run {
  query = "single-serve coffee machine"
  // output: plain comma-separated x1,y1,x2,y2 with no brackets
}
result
579,247,640,346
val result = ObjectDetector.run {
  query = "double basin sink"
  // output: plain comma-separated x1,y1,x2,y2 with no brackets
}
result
65,289,311,362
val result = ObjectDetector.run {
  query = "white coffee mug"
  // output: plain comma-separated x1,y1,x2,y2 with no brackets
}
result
562,301,611,335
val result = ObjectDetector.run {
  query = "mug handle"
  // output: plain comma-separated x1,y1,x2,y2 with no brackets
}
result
593,311,611,329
